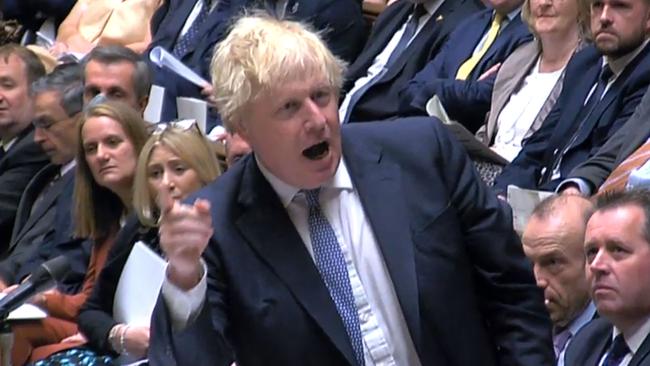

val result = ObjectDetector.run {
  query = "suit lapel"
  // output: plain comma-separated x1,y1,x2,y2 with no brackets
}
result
11,164,59,240
381,0,459,83
234,158,358,366
152,0,198,48
630,333,650,366
11,168,69,248
486,42,540,141
352,3,412,78
342,134,421,351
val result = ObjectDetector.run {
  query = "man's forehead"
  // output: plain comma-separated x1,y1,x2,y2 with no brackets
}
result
0,54,26,78
85,60,135,78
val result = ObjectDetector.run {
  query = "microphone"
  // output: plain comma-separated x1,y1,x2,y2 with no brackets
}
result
0,256,70,319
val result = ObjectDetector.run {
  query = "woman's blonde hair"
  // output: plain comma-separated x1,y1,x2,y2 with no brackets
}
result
74,101,149,240
210,13,347,132
133,127,222,226
521,0,592,43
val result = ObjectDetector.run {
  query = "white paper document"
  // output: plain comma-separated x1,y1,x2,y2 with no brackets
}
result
143,85,165,123
507,185,555,234
177,97,207,133
113,241,166,327
426,95,509,165
0,293,47,320
149,46,208,87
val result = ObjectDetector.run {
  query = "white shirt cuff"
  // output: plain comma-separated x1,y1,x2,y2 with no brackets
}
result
556,178,592,195
161,259,208,331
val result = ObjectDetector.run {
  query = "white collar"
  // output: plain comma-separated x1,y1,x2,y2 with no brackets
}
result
255,155,353,208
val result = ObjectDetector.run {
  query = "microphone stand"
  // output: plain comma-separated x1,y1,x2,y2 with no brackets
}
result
0,315,13,366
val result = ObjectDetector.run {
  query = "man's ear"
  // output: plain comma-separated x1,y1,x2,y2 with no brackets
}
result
138,96,149,114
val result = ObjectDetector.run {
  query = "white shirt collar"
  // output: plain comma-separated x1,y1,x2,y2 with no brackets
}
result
613,315,650,355
255,155,353,208
567,301,597,337
423,0,444,16
60,159,76,176
2,136,18,152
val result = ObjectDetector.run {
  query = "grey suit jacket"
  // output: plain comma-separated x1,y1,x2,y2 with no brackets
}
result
475,41,565,146
568,86,650,191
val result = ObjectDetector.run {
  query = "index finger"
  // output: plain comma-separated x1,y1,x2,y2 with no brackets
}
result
156,187,176,220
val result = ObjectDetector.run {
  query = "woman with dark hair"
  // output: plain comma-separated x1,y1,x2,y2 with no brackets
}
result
10,101,148,366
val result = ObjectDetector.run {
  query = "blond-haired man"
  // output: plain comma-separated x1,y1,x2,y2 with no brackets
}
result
150,14,554,366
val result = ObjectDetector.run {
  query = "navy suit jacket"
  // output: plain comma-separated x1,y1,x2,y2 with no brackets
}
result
146,0,253,124
0,127,48,250
13,171,91,293
398,7,532,132
494,43,650,193
343,0,484,123
565,318,650,366
149,0,366,125
0,167,78,286
149,117,554,366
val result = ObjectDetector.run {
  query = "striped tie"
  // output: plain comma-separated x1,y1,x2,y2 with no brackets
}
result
599,140,650,194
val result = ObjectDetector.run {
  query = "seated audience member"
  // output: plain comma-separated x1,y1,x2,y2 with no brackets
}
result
493,0,650,195
148,0,366,126
9,101,149,365
398,0,532,132
565,189,650,366
47,0,163,57
47,121,223,364
522,195,597,365
339,0,485,123
82,45,152,114
223,132,251,167
558,90,650,196
0,45,48,251
0,63,83,292
1,0,75,34
473,0,589,185
149,14,554,366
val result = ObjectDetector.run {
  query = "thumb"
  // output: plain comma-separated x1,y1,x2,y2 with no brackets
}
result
194,198,212,214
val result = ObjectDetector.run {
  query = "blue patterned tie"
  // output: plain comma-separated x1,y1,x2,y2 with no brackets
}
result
304,188,364,366
172,0,211,58
603,334,630,366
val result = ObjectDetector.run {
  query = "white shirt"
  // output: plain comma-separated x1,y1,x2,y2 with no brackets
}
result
162,158,421,365
492,57,564,162
338,0,444,123
597,316,650,366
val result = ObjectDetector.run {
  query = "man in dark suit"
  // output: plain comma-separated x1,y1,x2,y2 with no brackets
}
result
398,0,531,131
493,0,650,194
339,0,485,123
557,89,650,195
148,0,366,126
522,195,597,365
0,45,48,251
564,190,650,366
0,63,85,290
148,14,553,366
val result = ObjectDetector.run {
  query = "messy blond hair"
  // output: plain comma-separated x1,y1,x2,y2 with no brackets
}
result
210,13,346,132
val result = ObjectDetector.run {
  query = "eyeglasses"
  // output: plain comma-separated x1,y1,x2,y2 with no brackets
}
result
150,119,202,135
